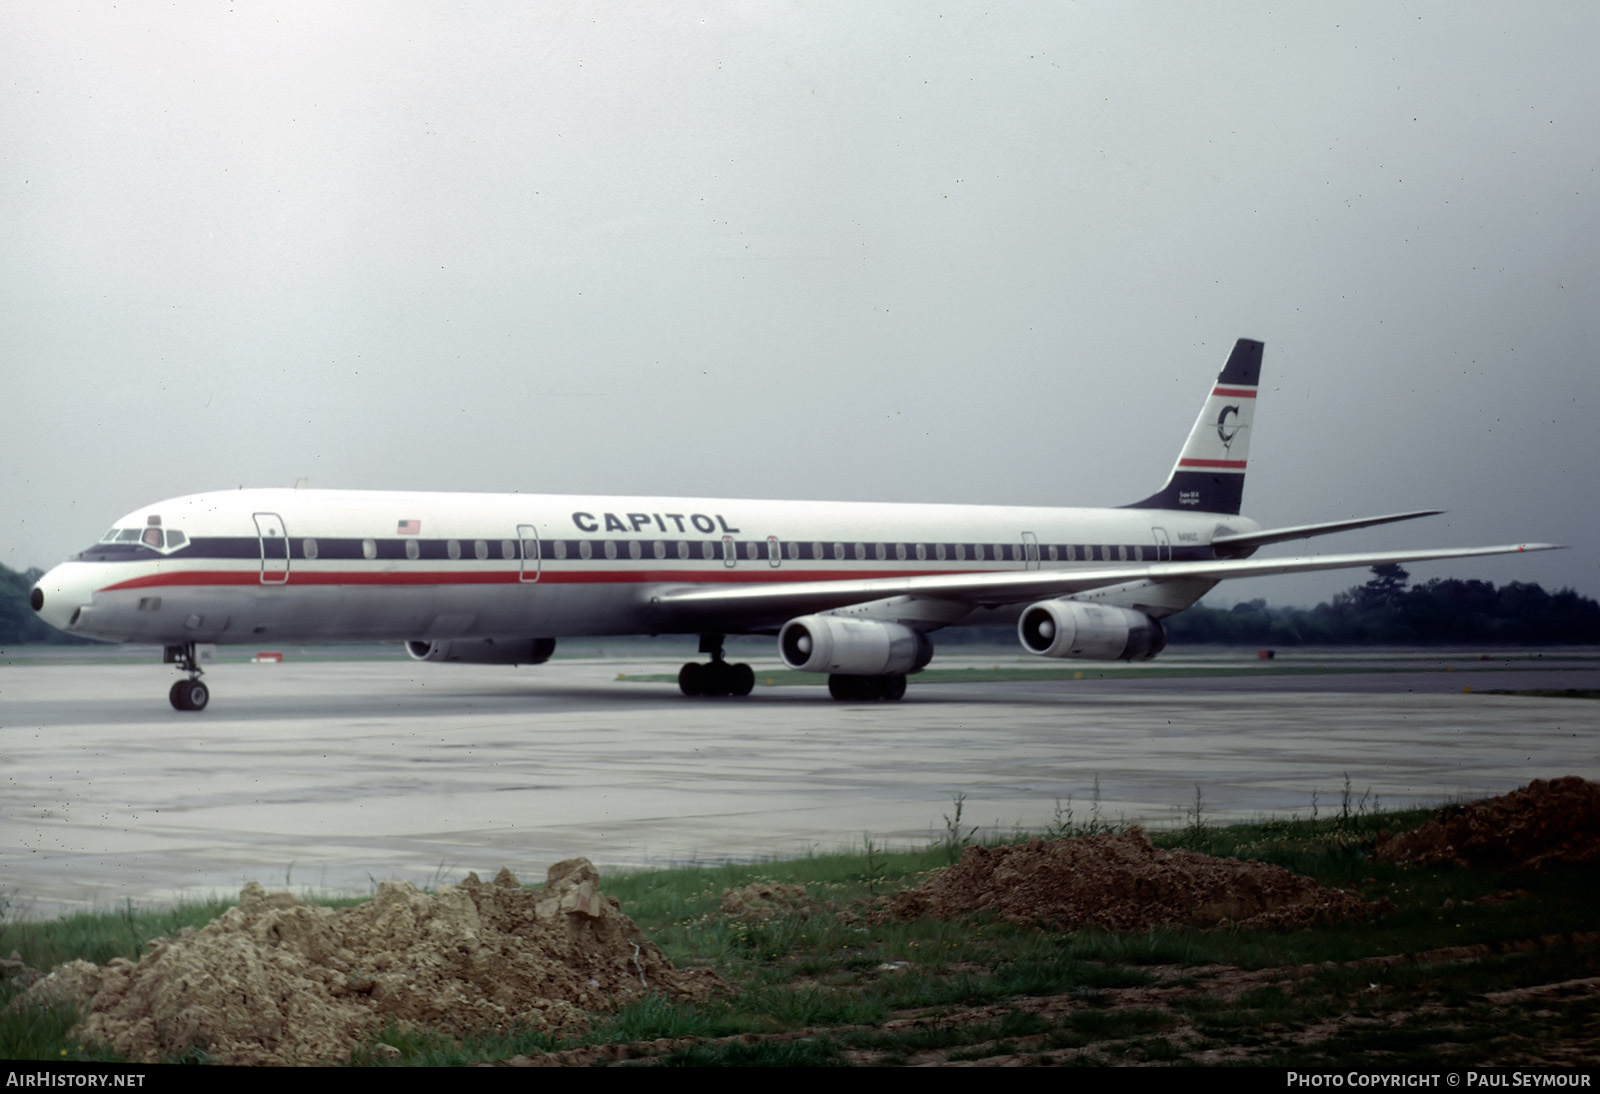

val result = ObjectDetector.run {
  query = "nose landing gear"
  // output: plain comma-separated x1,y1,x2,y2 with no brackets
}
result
164,642,210,711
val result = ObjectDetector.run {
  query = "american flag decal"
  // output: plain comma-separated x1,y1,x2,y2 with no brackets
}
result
397,520,421,535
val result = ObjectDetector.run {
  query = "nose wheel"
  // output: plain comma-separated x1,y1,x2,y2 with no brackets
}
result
169,678,210,711
164,642,209,711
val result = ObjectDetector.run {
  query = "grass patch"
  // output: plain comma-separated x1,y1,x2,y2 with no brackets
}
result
5,801,1598,1066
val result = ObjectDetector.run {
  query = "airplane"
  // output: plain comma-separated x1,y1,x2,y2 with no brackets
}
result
28,339,1558,711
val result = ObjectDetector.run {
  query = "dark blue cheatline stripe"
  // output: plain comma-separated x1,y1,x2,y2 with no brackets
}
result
78,535,1218,566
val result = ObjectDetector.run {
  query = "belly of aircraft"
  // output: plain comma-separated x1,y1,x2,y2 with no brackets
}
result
85,583,650,643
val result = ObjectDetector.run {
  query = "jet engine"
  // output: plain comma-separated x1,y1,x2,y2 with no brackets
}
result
779,616,934,676
405,637,557,665
1016,601,1166,661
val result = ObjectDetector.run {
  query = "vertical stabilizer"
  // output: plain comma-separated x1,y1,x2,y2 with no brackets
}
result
1124,338,1262,514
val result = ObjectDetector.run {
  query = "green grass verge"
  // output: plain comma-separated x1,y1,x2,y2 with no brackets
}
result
5,806,1596,1066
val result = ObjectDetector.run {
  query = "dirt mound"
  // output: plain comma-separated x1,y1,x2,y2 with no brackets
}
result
719,883,822,921
889,829,1384,931
1375,777,1600,870
21,860,720,1065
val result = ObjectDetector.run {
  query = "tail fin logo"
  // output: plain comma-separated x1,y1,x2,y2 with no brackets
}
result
1216,404,1242,450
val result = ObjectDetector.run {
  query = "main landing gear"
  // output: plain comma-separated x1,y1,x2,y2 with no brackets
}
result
827,673,908,701
678,635,754,698
164,642,209,711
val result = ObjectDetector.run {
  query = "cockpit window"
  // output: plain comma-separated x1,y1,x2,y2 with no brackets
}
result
91,527,190,555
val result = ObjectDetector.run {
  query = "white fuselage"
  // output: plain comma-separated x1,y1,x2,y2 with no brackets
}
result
34,487,1247,645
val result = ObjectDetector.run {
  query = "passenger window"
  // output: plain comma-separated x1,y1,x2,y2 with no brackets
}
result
1135,545,1144,561
629,541,642,559
362,539,377,560
501,540,515,560
935,543,947,561
854,543,866,560
677,541,689,560
833,542,846,560
973,544,985,561
604,541,617,559
746,541,760,560
653,540,666,559
1118,545,1127,561
553,540,568,560
954,543,966,561
894,543,906,561
474,540,489,560
702,541,715,560
579,541,593,560
915,543,926,561
787,541,800,560
448,540,462,560
405,540,420,560
1047,545,1057,562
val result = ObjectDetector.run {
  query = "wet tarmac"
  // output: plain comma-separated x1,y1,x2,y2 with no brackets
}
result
2,649,1597,918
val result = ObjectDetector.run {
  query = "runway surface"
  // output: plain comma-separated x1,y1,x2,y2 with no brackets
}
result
2,648,1597,918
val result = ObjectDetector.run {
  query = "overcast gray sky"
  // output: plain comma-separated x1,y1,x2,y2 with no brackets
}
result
5,2,1596,607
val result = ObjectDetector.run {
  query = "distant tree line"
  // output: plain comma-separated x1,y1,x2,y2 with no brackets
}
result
2,560,1596,647
1165,565,1600,646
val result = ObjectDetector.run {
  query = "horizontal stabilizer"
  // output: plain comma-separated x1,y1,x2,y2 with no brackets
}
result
1212,510,1445,554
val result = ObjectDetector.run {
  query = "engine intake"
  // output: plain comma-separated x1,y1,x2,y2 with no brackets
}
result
405,637,557,665
1017,601,1166,661
779,616,934,676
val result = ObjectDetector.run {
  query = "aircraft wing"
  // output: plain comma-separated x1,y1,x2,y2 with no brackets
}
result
643,542,1563,632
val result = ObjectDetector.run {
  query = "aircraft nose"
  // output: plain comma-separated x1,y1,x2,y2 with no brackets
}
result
31,566,92,634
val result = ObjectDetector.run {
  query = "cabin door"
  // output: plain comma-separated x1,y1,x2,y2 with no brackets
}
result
253,512,290,585
1021,531,1040,570
517,524,541,583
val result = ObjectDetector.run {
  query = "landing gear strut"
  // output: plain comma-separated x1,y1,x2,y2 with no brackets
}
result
827,673,908,702
164,642,210,711
678,634,754,698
